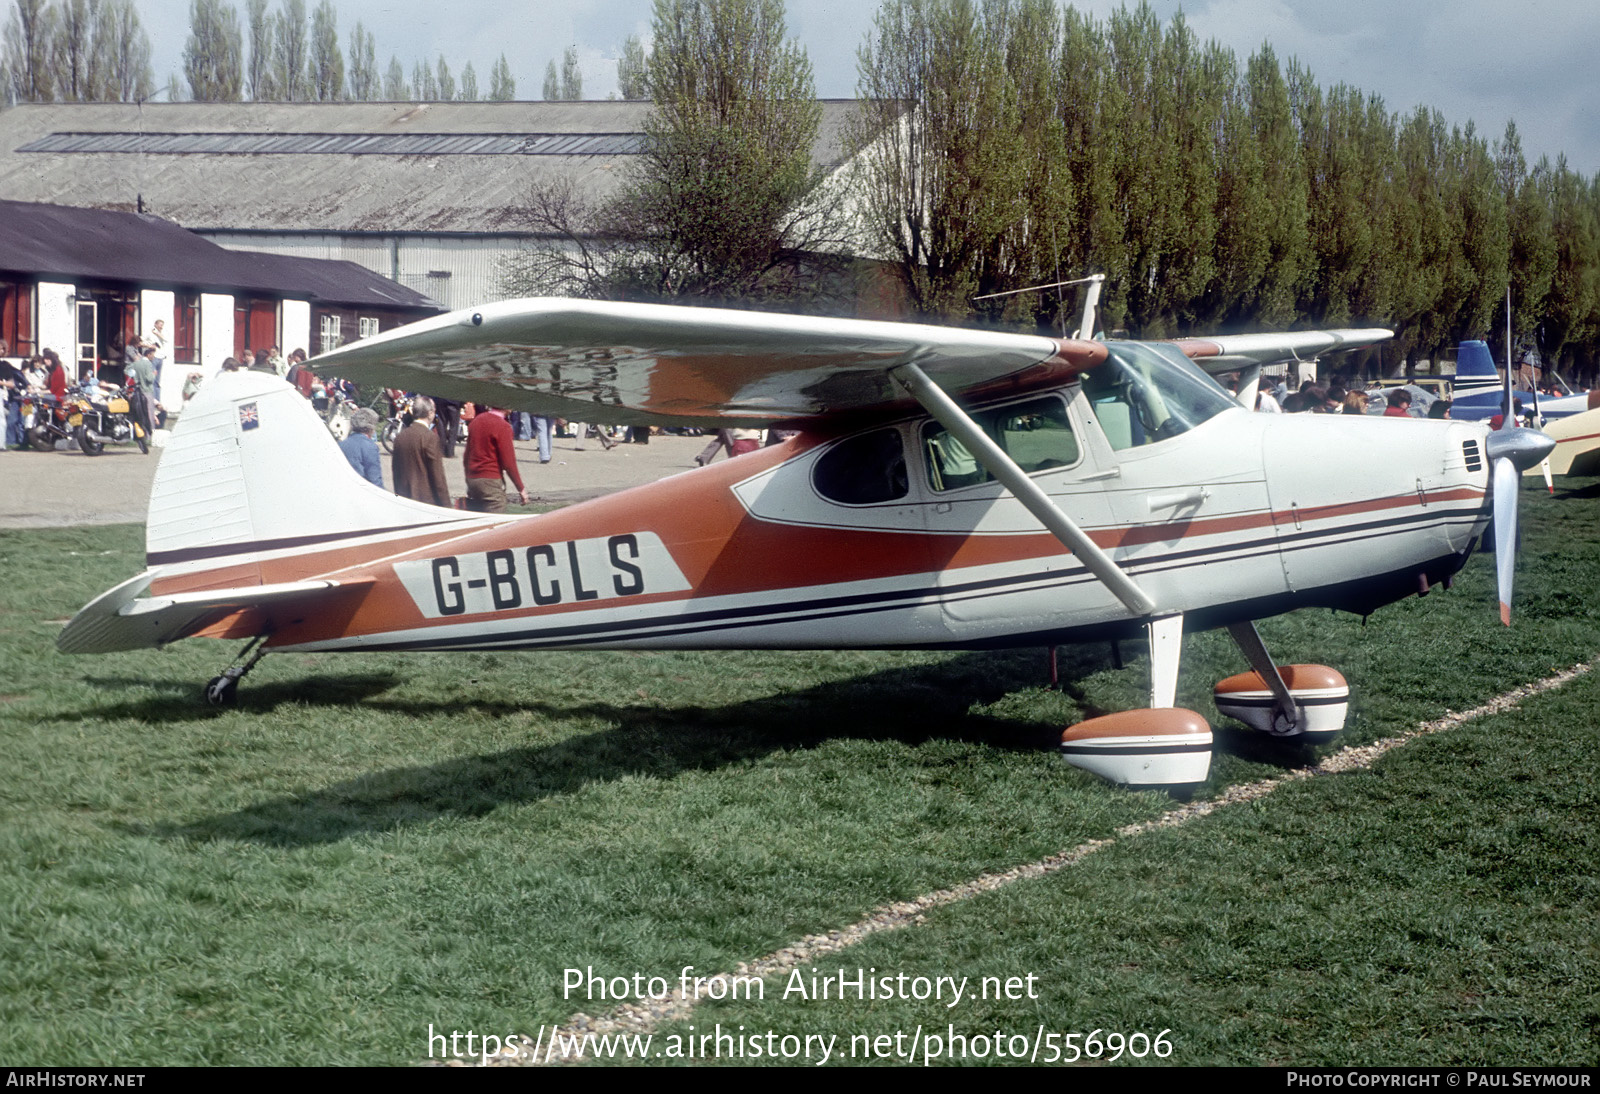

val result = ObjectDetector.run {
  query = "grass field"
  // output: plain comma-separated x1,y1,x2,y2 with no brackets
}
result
0,482,1596,1066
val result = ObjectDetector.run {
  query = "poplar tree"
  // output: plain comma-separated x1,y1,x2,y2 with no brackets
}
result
560,44,581,98
382,54,404,99
1540,156,1600,367
487,52,513,99
274,0,308,100
624,0,825,299
458,59,477,100
2,0,58,103
246,0,276,98
309,0,342,100
184,0,243,101
1444,122,1509,342
1498,122,1556,344
1055,6,1122,324
1142,13,1225,335
1389,107,1456,360
981,0,1072,330
1239,44,1308,328
51,0,89,100
435,56,454,100
103,0,152,100
851,0,1025,320
345,19,373,99
410,56,434,100
616,34,647,99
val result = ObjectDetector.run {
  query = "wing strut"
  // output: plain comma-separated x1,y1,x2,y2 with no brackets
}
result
890,361,1156,617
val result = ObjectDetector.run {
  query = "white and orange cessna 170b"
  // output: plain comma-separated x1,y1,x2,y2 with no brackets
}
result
58,297,1555,788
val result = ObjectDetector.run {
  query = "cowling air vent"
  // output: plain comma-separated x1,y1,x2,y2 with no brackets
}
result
1462,439,1482,473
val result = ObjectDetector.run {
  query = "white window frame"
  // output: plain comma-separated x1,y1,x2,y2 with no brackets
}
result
319,313,342,354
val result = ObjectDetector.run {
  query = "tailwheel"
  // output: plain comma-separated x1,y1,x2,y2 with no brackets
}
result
202,636,267,706
204,675,238,706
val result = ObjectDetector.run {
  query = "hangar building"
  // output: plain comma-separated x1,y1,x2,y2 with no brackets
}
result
0,100,864,312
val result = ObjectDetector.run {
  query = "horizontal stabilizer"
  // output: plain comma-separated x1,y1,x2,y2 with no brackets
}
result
58,574,374,654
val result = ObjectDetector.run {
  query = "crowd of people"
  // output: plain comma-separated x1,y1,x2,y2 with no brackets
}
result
1244,374,1456,420
369,393,651,512
0,327,332,452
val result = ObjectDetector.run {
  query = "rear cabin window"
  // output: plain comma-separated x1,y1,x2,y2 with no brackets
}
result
812,428,909,504
921,396,1079,492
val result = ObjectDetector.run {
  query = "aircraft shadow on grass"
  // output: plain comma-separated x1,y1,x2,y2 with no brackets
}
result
96,646,1316,849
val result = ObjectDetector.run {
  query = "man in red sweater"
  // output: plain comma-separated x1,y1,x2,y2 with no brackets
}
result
463,404,529,512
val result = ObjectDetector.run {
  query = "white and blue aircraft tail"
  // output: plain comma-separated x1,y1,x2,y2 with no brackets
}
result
1451,340,1597,422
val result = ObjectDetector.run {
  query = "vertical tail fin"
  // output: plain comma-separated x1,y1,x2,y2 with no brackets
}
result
146,371,476,568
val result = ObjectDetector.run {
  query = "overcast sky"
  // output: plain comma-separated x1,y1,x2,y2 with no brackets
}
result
135,0,1600,174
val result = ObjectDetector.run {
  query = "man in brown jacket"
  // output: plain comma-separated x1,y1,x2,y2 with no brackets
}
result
391,395,452,507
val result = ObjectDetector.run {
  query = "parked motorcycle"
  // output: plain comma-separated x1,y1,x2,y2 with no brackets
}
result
313,379,358,441
379,390,411,452
21,392,76,451
75,379,151,456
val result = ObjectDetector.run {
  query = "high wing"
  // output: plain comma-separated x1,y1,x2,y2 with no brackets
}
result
1172,329,1392,374
314,297,1392,426
312,298,1107,429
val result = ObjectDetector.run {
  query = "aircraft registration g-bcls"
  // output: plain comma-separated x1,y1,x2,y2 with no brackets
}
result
58,298,1556,788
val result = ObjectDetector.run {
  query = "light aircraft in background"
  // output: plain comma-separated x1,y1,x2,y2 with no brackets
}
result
1529,405,1600,479
1451,339,1598,422
58,299,1554,788
1450,340,1600,483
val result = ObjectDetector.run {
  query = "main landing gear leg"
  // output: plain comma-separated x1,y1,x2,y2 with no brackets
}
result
1147,613,1184,709
204,636,268,707
1215,622,1349,741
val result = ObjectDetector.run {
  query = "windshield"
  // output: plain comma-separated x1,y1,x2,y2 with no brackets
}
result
1081,342,1238,450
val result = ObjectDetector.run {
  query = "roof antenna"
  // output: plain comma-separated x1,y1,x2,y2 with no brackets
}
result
973,274,1106,339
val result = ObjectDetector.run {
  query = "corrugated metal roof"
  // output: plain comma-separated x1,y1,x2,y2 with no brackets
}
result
0,100,864,235
0,198,443,311
19,130,647,156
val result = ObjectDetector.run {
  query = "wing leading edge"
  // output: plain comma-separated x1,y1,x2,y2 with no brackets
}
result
313,298,1392,427
1172,329,1393,373
313,298,1106,429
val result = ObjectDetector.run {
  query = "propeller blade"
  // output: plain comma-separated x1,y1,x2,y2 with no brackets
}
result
1485,426,1556,626
1492,457,1519,626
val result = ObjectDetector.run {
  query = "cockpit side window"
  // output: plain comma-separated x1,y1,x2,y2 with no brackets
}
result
921,396,1079,492
1082,342,1237,450
812,428,909,504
